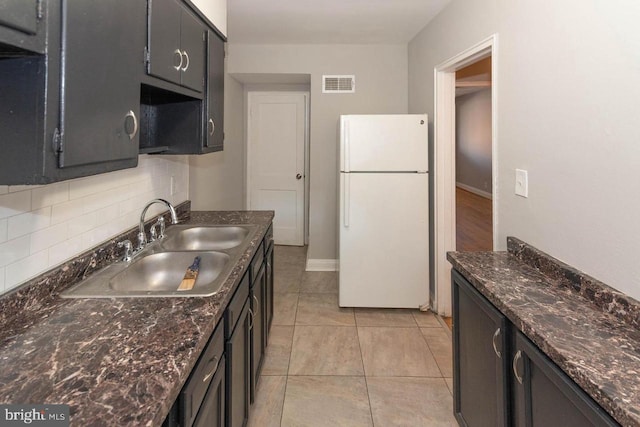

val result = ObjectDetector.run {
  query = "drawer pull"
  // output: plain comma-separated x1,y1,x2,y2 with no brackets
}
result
492,328,501,358
248,308,255,331
202,356,219,383
513,350,524,385
253,295,259,315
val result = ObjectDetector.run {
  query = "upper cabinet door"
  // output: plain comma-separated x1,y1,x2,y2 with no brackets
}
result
205,31,224,150
148,0,182,85
58,0,145,168
179,9,205,92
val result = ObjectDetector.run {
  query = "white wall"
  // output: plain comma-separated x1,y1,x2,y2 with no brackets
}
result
190,74,246,210
409,0,640,299
456,88,492,194
227,44,409,262
0,156,189,294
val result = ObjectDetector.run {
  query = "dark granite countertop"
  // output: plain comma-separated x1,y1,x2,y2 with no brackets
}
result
448,237,640,427
0,209,274,426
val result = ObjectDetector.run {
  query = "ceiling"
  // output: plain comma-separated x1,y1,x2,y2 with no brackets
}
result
227,0,451,44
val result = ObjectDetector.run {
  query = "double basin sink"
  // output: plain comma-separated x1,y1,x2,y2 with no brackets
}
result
62,224,256,298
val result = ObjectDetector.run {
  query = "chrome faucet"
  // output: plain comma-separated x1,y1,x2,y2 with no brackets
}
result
137,199,179,250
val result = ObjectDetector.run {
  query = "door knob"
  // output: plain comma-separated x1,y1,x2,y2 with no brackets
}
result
296,174,302,180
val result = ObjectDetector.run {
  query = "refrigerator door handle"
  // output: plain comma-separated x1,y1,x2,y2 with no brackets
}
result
344,120,350,172
344,173,350,227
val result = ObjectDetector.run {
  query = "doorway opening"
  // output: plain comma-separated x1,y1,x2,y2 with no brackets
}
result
433,35,498,316
455,56,493,252
246,90,310,246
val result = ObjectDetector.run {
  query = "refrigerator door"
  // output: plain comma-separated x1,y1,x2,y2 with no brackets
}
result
338,172,429,308
340,114,428,172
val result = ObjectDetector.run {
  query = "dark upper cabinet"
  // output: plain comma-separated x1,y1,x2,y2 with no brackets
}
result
57,0,145,169
0,0,46,54
453,270,510,427
147,0,205,92
204,30,224,151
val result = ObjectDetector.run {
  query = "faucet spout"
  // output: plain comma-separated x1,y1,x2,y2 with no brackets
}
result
137,199,179,250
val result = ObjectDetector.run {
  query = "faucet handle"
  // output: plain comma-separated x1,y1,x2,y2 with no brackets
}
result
157,216,166,239
149,216,166,242
117,240,134,262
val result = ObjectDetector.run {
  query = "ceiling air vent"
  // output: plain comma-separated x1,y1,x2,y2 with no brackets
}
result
322,75,355,94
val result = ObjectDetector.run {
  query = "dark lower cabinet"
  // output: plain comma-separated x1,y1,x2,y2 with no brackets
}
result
453,269,509,427
265,242,274,343
194,355,226,427
453,269,620,427
250,264,266,403
511,331,618,427
226,300,251,427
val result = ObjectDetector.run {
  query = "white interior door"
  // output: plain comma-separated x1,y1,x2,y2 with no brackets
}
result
248,92,307,246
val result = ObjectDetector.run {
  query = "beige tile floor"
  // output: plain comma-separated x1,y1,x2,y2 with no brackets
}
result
248,245,456,427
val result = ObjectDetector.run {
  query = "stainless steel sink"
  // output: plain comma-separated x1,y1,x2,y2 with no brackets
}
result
161,225,252,251
61,223,258,298
109,252,229,293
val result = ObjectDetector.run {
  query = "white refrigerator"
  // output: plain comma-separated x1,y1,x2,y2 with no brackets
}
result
338,114,429,308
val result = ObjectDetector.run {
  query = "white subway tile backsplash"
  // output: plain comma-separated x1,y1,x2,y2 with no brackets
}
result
8,207,52,240
0,191,32,220
0,155,189,296
67,212,96,236
5,250,49,291
0,219,7,244
48,235,83,268
30,223,69,254
0,236,30,267
51,198,85,225
32,182,70,210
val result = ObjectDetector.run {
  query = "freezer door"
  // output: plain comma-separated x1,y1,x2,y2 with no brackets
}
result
340,115,428,172
338,172,429,308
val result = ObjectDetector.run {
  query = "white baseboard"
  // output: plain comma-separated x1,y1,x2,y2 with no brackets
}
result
456,182,492,200
305,259,338,271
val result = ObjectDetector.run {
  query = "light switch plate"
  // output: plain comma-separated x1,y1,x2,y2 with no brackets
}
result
515,169,528,197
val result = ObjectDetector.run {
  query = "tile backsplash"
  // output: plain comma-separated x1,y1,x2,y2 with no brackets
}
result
0,155,189,295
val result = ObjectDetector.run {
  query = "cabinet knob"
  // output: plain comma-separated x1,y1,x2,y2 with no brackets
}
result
181,50,190,72
296,173,302,180
208,118,215,136
124,110,138,141
513,350,524,384
492,328,501,358
173,49,183,70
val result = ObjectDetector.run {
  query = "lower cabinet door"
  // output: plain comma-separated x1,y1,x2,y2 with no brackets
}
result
511,331,619,427
453,270,509,427
250,265,266,403
194,355,226,427
265,243,274,342
226,301,250,427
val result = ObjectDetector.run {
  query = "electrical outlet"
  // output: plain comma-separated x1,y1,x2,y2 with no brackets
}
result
515,169,528,197
170,176,176,195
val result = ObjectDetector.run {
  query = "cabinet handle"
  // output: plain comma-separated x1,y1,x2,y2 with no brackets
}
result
124,110,138,141
202,356,220,383
492,328,501,358
181,50,190,71
173,49,183,70
208,118,215,136
253,295,260,315
513,350,524,385
248,308,254,331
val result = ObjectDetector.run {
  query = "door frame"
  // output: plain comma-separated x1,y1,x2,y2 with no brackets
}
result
245,91,310,245
433,34,499,316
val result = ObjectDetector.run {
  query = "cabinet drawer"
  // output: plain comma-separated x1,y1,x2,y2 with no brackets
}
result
180,319,225,427
250,242,264,283
225,273,250,339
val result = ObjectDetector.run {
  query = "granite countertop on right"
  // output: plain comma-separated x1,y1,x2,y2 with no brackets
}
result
447,237,640,427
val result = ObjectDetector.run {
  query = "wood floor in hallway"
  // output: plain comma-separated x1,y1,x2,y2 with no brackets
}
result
456,187,492,252
248,245,456,427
